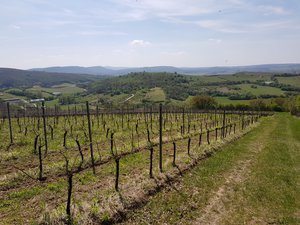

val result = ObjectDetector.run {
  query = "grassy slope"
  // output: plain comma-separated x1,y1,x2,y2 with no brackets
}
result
0,92,25,100
28,83,85,95
238,83,284,96
219,73,272,82
89,72,298,107
144,87,166,103
215,96,251,105
277,76,300,87
122,113,300,225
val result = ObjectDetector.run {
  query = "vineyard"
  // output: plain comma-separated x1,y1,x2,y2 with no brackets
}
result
0,102,267,224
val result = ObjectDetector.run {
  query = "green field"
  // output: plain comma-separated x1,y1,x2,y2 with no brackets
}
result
277,76,300,87
28,83,85,95
220,73,273,82
3,72,300,109
198,75,226,83
0,83,86,104
144,87,166,103
0,92,24,100
238,84,284,96
215,97,251,105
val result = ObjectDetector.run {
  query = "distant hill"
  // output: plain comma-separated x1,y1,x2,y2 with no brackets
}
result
89,71,300,102
89,72,195,100
31,64,300,76
0,68,102,88
30,66,114,76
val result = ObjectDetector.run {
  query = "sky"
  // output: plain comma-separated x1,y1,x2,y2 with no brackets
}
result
1,0,300,69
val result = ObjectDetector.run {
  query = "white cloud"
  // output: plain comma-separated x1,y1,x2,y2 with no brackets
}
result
161,51,186,56
129,39,151,47
195,20,247,33
12,25,21,29
194,17,297,34
209,38,222,44
109,0,220,21
76,31,127,36
259,5,290,15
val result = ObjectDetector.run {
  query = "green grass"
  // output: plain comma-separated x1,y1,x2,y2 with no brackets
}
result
238,83,284,96
277,76,300,87
28,83,85,95
198,75,226,83
8,187,42,200
221,73,273,82
144,87,166,103
184,95,251,106
219,113,300,224
0,92,25,100
98,88,167,106
122,113,300,224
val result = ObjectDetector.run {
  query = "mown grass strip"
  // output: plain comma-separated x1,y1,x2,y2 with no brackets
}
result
222,113,300,225
121,115,276,224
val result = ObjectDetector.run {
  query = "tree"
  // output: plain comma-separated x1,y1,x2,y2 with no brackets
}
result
249,99,267,110
58,95,76,105
191,95,217,109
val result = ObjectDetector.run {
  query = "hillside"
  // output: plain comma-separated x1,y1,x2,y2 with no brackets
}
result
31,63,300,76
2,68,300,110
89,72,197,100
0,68,103,88
30,66,114,76
88,72,300,102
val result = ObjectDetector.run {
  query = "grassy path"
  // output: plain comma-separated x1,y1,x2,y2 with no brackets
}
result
121,113,300,225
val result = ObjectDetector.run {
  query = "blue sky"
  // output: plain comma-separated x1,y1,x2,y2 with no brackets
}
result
1,0,300,69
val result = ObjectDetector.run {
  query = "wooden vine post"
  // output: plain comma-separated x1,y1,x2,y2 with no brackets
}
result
121,107,124,130
147,128,154,178
86,101,95,174
199,132,202,146
66,172,73,221
187,137,191,156
222,109,226,139
159,103,163,173
172,141,176,166
38,143,43,180
182,108,185,135
115,156,120,192
242,110,245,130
60,153,73,224
42,101,48,154
7,102,13,145
207,129,210,145
111,132,120,192
96,105,100,128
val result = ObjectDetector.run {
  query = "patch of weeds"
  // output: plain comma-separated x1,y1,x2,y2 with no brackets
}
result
89,199,102,223
0,177,21,190
269,216,300,225
90,204,99,217
8,187,42,200
0,199,11,208
78,171,97,185
101,212,111,224
47,182,65,193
